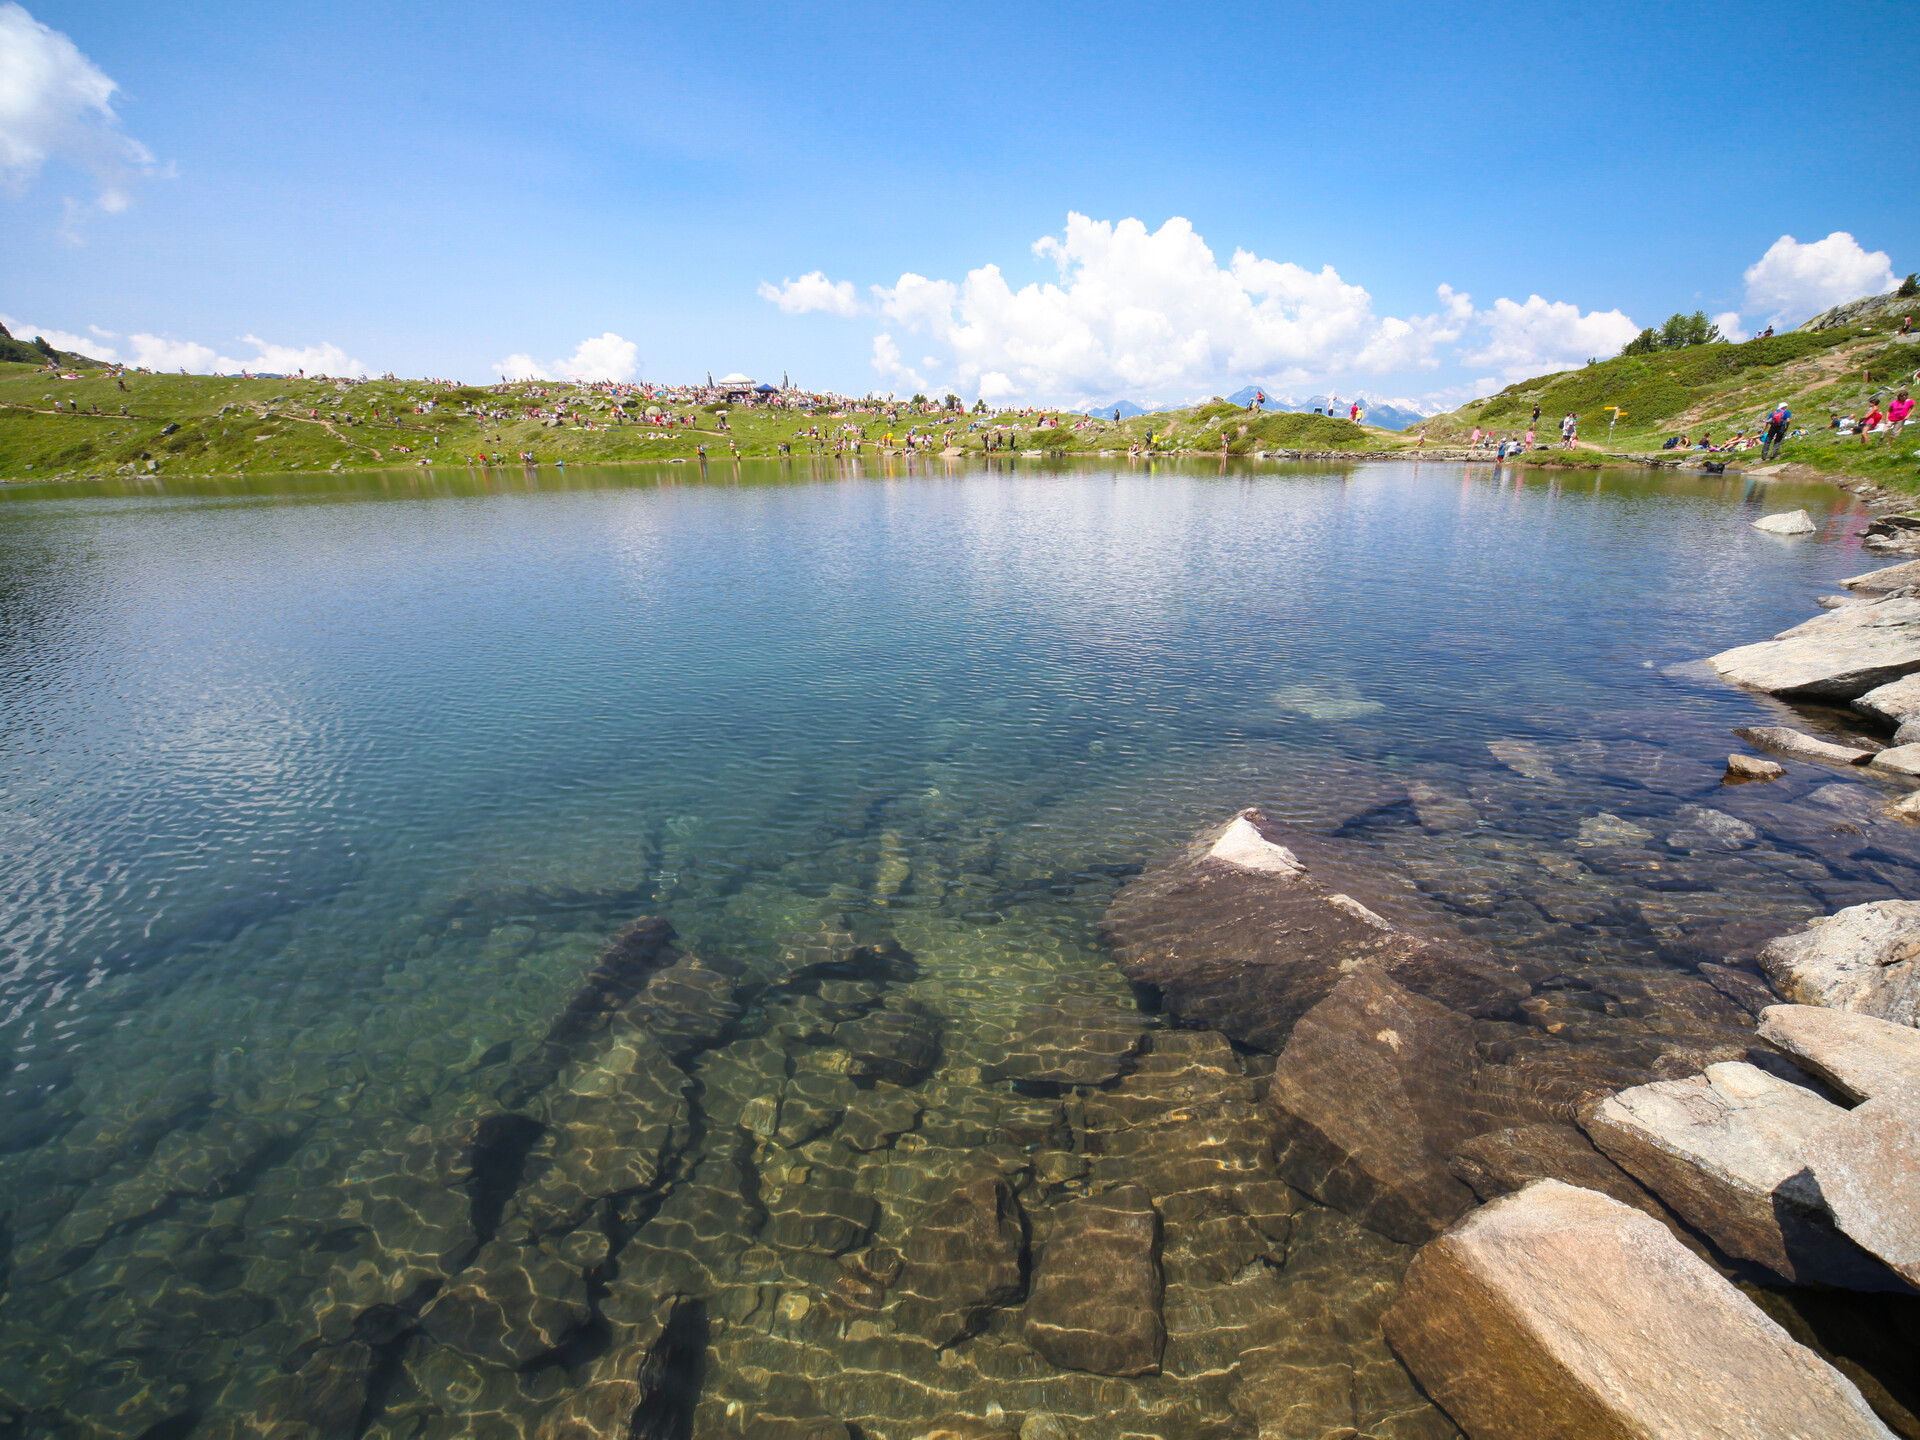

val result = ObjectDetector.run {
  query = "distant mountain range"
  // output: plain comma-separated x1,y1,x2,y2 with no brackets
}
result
1079,399,1152,418
1222,386,1430,432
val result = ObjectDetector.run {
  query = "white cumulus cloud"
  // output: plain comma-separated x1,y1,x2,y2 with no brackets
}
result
765,213,1631,406
1461,295,1640,382
1742,232,1898,329
0,3,161,229
758,271,862,317
1713,311,1748,343
493,332,638,383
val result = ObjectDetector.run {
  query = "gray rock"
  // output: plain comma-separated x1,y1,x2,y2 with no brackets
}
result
1895,716,1920,746
1752,509,1816,534
1759,901,1920,1026
1758,1004,1920,1103
1446,1123,1670,1219
1732,725,1873,766
1581,1062,1895,1287
1802,1080,1920,1286
1844,560,1920,596
1725,753,1786,782
1854,672,1920,724
1405,779,1477,831
1710,598,1920,700
1022,1185,1164,1376
1576,811,1653,845
1871,744,1920,776
1381,1180,1898,1440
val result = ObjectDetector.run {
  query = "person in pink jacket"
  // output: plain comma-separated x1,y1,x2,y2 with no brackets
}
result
1889,388,1914,439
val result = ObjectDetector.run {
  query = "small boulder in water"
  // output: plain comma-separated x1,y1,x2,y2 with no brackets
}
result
1752,509,1816,534
1724,753,1785,782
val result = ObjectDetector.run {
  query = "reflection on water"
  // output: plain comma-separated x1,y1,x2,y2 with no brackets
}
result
0,457,1903,1438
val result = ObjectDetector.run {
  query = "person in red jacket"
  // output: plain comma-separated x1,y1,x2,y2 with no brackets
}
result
1861,399,1886,443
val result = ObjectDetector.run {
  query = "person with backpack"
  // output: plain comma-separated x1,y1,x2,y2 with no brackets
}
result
1761,401,1791,460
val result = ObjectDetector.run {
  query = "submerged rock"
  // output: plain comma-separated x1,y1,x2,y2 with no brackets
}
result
892,1175,1027,1345
1267,968,1499,1243
420,1238,592,1368
1405,779,1477,832
1022,1185,1164,1376
1101,807,1437,1051
834,996,941,1085
1382,1180,1896,1440
1709,598,1920,701
1758,1004,1920,1103
1446,1123,1669,1220
975,993,1147,1087
1581,1062,1896,1288
1802,1080,1920,1287
1759,901,1920,1026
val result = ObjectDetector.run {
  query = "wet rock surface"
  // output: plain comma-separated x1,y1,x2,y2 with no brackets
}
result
1383,1180,1896,1440
892,1175,1026,1345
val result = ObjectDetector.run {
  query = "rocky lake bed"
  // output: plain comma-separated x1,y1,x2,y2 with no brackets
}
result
3,460,1920,1439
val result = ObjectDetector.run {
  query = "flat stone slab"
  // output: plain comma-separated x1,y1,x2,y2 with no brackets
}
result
1843,559,1920,595
1733,725,1872,766
1709,597,1920,700
1581,1062,1893,1287
1758,1004,1920,1103
1803,1080,1920,1287
1853,672,1920,723
1381,1180,1897,1440
1872,744,1920,776
1759,901,1920,1027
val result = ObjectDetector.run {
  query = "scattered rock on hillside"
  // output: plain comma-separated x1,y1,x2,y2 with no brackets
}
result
1802,1080,1920,1287
1759,902,1920,1026
1581,1062,1896,1288
1709,598,1920,700
1758,1004,1920,1103
1752,509,1817,534
1381,1180,1898,1440
1022,1186,1164,1376
1732,726,1874,766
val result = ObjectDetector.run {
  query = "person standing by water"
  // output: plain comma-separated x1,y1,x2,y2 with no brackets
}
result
1561,412,1577,449
1761,401,1791,460
1889,389,1913,439
1860,398,1886,443
1524,426,1536,451
1417,426,1428,447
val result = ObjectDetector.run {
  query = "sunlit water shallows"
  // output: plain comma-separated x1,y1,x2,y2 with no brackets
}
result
0,458,1904,1439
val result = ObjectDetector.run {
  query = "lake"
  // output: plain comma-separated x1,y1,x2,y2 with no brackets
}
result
0,456,1904,1439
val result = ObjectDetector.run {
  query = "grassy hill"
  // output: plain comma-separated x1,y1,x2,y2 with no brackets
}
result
1418,307,1920,487
0,367,1403,483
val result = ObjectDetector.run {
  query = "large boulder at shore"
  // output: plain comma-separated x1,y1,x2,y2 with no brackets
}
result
1266,968,1549,1244
1022,1185,1164,1376
1752,508,1816,534
1759,901,1920,1026
1381,1180,1897,1440
1843,559,1920,596
1581,1062,1897,1288
1802,1080,1920,1287
1758,1004,1920,1103
1102,807,1525,1051
1707,596,1920,700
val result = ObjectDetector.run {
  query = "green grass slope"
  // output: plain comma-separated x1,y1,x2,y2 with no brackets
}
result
1420,312,1920,487
0,368,1404,483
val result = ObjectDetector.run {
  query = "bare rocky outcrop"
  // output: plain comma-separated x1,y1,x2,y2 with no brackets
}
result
1759,901,1920,1026
1580,1062,1898,1288
1022,1185,1164,1376
1843,560,1920,597
1802,1080,1920,1287
1381,1179,1897,1440
1758,1003,1920,1102
1709,598,1920,700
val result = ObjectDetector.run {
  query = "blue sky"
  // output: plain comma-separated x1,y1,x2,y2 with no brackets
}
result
2,0,1909,410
